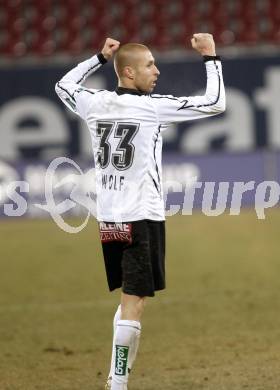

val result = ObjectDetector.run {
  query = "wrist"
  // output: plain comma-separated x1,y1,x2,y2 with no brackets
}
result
98,52,108,64
203,55,221,62
201,51,216,56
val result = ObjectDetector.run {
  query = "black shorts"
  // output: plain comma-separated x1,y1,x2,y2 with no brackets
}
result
99,220,165,297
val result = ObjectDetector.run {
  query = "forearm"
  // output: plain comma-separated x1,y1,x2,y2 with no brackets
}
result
189,34,225,112
176,58,225,113
203,57,225,112
57,53,107,89
54,38,118,118
55,53,107,116
153,56,225,124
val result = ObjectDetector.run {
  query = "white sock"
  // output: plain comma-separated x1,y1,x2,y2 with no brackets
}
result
111,319,141,390
108,305,122,379
128,322,141,372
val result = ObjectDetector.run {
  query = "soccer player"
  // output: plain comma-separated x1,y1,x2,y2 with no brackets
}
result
55,33,225,390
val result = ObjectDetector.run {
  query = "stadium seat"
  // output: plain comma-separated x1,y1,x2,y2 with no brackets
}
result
1,0,280,57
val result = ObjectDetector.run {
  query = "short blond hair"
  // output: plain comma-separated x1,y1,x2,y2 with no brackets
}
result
114,43,150,77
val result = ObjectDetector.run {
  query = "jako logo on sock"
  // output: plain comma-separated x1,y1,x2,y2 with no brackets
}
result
115,345,129,376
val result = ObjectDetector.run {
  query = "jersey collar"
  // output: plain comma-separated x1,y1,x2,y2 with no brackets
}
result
115,87,146,96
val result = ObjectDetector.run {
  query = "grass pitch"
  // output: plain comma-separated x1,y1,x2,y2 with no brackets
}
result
0,210,280,390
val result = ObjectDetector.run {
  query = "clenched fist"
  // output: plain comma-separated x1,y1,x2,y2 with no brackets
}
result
101,38,120,60
191,33,216,56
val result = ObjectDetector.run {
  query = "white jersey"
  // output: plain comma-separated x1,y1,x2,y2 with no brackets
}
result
55,53,225,222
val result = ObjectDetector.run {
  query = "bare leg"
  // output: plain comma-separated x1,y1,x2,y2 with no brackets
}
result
120,292,146,320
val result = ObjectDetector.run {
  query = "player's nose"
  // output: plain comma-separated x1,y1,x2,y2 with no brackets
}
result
155,66,160,76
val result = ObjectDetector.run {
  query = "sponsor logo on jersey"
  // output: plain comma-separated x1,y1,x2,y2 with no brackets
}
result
115,345,129,376
99,222,132,243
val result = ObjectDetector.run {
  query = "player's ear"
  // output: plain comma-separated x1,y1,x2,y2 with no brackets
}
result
124,66,134,80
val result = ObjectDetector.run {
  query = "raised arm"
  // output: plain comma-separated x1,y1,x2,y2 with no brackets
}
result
55,38,120,118
151,34,226,125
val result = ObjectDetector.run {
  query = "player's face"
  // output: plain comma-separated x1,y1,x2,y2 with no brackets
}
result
134,50,160,93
